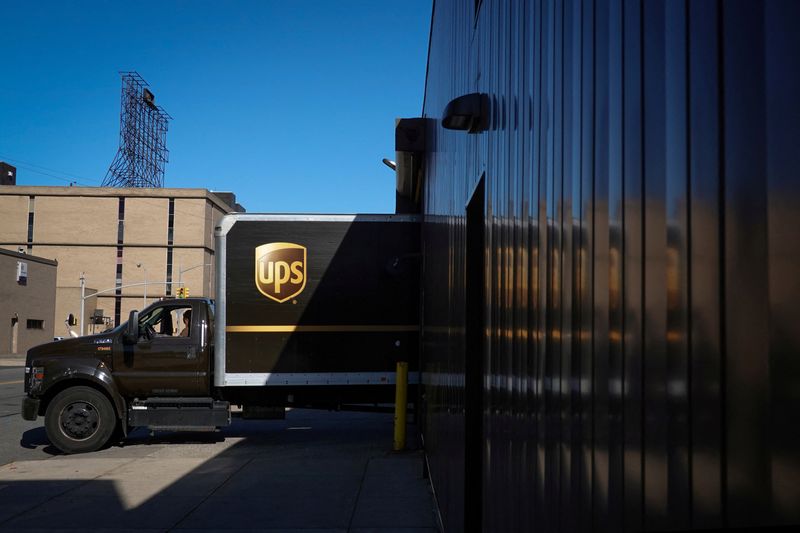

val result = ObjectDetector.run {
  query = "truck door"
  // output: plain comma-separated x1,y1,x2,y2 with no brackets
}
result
114,302,208,397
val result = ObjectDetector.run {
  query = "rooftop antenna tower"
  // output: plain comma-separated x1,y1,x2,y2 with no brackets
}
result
103,72,172,188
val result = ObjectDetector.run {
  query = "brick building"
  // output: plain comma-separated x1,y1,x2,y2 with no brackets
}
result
0,186,243,337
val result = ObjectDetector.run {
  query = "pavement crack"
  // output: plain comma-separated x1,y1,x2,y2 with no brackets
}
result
346,456,372,533
166,456,255,532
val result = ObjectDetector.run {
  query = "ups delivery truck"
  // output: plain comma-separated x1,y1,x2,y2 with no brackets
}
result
21,214,420,454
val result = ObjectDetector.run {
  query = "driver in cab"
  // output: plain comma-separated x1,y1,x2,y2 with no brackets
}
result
180,310,191,337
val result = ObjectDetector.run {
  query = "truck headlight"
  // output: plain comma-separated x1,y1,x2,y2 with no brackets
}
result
30,367,44,392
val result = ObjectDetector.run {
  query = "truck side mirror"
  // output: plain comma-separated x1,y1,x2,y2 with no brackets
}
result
124,310,139,344
67,313,77,326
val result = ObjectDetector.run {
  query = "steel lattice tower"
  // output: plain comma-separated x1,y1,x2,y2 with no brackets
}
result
103,72,171,188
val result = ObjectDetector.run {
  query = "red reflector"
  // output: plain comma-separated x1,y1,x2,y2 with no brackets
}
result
34,373,44,379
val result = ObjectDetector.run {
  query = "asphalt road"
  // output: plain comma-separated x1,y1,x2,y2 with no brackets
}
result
0,366,48,467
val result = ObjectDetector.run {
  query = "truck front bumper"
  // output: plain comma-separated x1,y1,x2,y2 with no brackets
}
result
21,397,40,421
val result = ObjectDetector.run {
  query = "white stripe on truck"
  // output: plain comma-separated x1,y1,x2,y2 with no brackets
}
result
223,371,420,387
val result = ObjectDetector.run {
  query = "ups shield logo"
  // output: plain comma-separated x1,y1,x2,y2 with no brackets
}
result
255,242,307,303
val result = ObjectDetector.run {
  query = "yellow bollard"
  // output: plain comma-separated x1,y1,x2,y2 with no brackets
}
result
393,361,408,451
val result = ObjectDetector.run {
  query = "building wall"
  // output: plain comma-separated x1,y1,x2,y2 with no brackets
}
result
124,197,169,245
34,245,118,296
54,287,97,337
0,186,241,337
0,195,29,247
420,1,800,531
173,198,207,246
35,196,118,244
0,249,57,353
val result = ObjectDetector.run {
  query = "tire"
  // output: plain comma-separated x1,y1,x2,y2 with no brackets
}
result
44,386,118,454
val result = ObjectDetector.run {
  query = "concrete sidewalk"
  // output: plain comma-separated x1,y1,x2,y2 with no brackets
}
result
0,353,25,367
0,409,439,532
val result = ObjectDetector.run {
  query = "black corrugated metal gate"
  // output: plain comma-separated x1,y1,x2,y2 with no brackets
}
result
419,0,800,531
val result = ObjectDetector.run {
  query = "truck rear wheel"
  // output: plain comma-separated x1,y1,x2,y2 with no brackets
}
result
45,386,117,454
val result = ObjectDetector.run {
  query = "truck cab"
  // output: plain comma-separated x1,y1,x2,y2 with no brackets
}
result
21,298,225,454
114,299,212,398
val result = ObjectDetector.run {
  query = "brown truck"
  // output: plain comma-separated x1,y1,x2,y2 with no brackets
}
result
21,214,419,453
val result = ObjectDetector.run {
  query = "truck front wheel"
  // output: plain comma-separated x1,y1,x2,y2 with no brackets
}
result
45,386,117,454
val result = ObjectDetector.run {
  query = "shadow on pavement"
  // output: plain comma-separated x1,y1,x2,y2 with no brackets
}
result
1,409,438,532
19,427,61,456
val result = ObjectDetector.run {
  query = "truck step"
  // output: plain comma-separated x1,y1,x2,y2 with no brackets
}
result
128,397,231,430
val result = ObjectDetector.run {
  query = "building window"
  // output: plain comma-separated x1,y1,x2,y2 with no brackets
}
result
167,199,175,242
117,197,126,245
166,248,174,295
26,319,44,330
166,198,175,295
27,195,35,252
115,197,126,325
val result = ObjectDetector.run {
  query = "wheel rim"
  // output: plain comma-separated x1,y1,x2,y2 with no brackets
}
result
59,401,100,441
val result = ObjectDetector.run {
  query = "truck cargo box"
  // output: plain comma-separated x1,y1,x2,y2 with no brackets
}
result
214,214,420,400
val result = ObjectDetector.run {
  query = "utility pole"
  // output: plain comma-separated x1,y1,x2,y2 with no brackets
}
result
79,272,86,336
137,262,148,308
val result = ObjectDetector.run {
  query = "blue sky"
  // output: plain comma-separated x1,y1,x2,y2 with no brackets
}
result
0,1,431,213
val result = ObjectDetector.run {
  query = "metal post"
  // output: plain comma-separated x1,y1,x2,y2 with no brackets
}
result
79,272,85,337
393,361,408,451
137,262,147,308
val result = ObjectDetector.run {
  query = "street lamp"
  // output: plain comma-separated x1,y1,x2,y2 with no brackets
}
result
177,262,212,293
136,262,147,308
